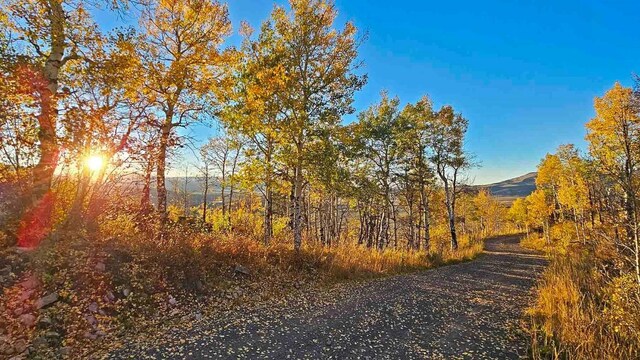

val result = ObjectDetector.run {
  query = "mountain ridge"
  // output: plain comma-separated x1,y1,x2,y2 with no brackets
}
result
476,172,537,203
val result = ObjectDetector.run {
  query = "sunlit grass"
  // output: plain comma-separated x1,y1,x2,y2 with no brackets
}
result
525,236,640,359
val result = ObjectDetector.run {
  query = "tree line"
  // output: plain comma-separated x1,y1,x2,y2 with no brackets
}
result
509,80,640,285
0,0,505,252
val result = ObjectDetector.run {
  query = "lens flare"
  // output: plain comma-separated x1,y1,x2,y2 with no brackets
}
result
86,155,104,172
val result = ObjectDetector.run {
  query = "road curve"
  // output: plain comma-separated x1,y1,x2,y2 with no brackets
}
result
109,235,547,359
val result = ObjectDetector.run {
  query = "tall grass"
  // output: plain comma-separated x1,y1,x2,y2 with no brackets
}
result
524,232,640,359
302,240,483,281
97,214,485,285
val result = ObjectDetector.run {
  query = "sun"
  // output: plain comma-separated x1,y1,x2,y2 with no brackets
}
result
85,155,105,172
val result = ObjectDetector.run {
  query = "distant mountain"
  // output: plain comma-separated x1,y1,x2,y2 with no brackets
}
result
477,172,537,203
152,173,538,206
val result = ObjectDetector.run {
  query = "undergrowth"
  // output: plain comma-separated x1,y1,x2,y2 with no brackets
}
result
0,222,484,358
522,228,640,359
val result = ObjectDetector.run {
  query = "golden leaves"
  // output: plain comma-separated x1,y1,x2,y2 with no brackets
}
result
586,82,640,172
526,189,552,226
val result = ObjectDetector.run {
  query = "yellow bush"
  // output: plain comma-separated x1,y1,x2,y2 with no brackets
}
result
520,233,547,251
603,274,640,344
520,221,578,254
272,216,290,240
549,222,576,253
98,212,140,241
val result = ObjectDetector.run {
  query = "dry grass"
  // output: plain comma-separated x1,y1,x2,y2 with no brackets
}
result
520,233,549,252
526,245,640,359
302,239,483,282
0,221,485,358
521,228,640,359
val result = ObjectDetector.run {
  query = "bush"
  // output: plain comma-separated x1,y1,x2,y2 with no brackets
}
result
521,222,578,254
520,233,547,251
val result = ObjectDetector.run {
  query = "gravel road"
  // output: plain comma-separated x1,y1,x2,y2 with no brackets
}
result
109,235,547,360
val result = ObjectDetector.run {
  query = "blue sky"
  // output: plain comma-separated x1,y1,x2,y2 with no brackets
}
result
97,0,640,184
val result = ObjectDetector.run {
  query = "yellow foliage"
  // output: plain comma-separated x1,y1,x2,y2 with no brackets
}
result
586,82,639,170
528,253,640,359
508,197,528,227
520,233,547,251
536,153,562,193
526,189,552,229
525,82,640,359
604,274,640,342
548,222,575,252
99,212,140,240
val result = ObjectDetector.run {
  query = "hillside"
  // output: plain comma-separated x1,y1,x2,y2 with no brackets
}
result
163,173,539,207
478,172,537,203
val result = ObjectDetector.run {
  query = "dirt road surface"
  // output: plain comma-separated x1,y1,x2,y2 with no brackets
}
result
109,235,547,359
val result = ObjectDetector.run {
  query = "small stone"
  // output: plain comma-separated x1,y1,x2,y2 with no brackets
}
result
94,262,106,272
1,337,13,354
32,336,48,347
35,293,59,309
44,331,60,338
122,288,130,297
20,275,38,290
19,314,36,327
104,291,115,302
84,314,97,327
195,280,204,291
234,264,250,276
19,290,34,302
13,339,27,353
88,302,98,313
0,265,11,276
194,312,203,321
3,345,13,355
58,346,72,356
168,295,177,306
38,316,53,327
13,307,23,317
15,247,30,254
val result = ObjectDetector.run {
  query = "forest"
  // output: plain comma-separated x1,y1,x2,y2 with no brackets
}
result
0,0,510,357
0,0,638,359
